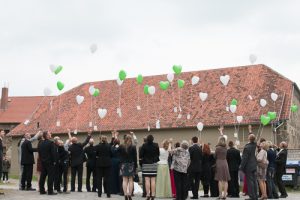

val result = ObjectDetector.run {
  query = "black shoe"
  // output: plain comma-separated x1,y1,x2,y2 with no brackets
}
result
0,192,4,195
57,190,63,194
191,197,199,199
26,188,36,191
200,195,209,198
98,194,102,197
48,192,58,195
71,189,75,192
107,194,111,198
279,195,288,198
78,190,82,192
20,188,26,191
40,191,47,195
142,194,147,197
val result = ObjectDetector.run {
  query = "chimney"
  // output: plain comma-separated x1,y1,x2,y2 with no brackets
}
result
1,87,9,110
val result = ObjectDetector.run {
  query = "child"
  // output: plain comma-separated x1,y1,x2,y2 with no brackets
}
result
2,156,10,183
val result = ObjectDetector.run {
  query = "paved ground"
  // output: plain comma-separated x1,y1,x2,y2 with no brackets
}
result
1,180,300,200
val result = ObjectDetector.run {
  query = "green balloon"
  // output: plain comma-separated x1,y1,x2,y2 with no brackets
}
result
172,65,182,75
144,85,149,95
267,112,277,120
119,70,127,81
291,105,298,112
54,65,63,75
231,99,238,106
137,74,143,85
57,81,64,91
159,81,170,91
93,88,100,97
177,79,185,88
260,115,271,126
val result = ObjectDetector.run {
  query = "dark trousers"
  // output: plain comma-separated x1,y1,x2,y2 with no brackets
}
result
228,170,239,197
2,172,8,181
39,162,55,194
97,167,111,196
54,163,60,191
201,176,210,195
55,163,68,192
21,164,33,189
174,170,188,200
86,166,97,192
189,172,201,198
0,160,2,181
245,170,258,200
275,170,287,196
71,164,83,191
266,167,279,198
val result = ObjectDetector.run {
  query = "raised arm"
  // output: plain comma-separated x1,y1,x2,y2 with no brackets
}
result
81,130,92,147
29,131,41,142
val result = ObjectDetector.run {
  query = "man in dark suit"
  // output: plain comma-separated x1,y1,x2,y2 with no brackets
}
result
95,135,112,198
38,131,57,195
240,134,258,200
21,132,38,191
275,141,288,198
0,130,5,195
188,136,202,199
68,130,91,192
84,138,97,192
226,140,241,198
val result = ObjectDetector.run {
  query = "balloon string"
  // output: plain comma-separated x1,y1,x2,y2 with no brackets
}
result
76,106,79,131
189,87,193,111
119,86,122,109
170,83,176,108
27,96,46,122
58,95,61,122
178,88,181,112
152,95,158,121
146,95,149,127
137,85,140,106
158,92,165,119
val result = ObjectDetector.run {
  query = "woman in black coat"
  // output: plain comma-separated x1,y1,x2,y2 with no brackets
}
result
95,135,112,198
201,143,212,198
139,135,160,200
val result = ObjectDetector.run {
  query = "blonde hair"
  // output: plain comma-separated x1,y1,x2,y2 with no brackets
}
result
162,140,169,150
260,141,269,151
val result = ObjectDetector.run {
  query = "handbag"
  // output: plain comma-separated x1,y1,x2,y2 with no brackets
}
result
134,173,140,183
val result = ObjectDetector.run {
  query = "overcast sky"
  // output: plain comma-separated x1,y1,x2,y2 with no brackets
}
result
0,0,299,96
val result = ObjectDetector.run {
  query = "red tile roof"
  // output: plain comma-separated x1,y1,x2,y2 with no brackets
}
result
10,64,294,136
0,96,45,124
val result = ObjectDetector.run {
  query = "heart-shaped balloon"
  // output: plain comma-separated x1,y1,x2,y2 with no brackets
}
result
144,85,149,95
271,93,278,102
191,76,200,85
90,43,98,53
93,88,100,97
199,92,208,102
231,98,238,106
119,70,127,81
136,74,143,85
236,116,243,123
159,81,170,91
43,87,52,96
167,73,174,82
187,114,191,120
98,108,107,119
54,65,63,75
117,79,123,86
177,79,185,88
49,64,56,73
76,95,85,105
197,122,204,132
173,107,178,113
117,108,122,117
148,86,156,95
230,105,237,113
57,81,64,91
261,115,271,126
89,85,95,95
172,65,182,75
260,99,267,107
268,112,277,120
220,75,230,86
249,54,257,64
223,135,228,141
156,120,160,129
291,105,298,112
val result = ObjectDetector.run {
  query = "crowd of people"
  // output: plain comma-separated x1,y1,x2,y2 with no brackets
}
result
0,126,290,200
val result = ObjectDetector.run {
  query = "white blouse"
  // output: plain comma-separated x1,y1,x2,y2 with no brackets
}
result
158,148,169,165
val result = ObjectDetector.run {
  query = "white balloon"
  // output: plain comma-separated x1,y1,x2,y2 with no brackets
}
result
199,92,208,102
223,135,228,141
226,106,230,112
236,116,243,123
74,129,78,135
173,107,178,113
147,125,151,132
117,79,123,86
191,76,200,85
249,54,257,64
136,105,141,110
167,73,174,82
93,125,98,131
56,120,61,127
234,132,238,138
271,93,278,102
117,108,122,117
76,95,85,105
43,87,52,96
89,121,93,127
220,75,230,86
89,85,95,95
260,99,267,107
24,119,30,125
49,64,56,73
230,105,237,113
90,43,98,53
148,86,156,95
177,113,182,119
197,122,204,132
187,114,191,120
98,108,107,119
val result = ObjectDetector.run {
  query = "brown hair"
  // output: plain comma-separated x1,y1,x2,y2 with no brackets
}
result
217,136,226,147
100,135,107,143
124,135,133,150
202,144,211,155
228,141,234,148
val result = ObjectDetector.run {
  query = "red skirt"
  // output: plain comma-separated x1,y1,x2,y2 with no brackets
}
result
170,169,176,198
